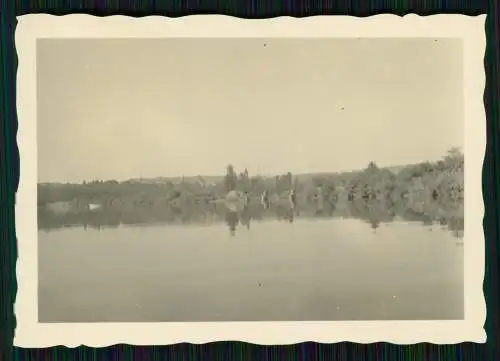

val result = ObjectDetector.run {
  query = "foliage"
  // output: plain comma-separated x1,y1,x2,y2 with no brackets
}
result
224,164,237,192
38,148,464,225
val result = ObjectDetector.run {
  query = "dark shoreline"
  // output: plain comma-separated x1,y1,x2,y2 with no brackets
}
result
37,150,464,233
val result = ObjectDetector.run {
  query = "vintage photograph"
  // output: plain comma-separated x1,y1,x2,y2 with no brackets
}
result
36,36,465,323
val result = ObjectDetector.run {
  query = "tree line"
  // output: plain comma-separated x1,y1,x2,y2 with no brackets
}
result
38,148,464,210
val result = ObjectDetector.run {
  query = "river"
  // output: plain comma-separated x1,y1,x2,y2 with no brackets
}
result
38,208,464,322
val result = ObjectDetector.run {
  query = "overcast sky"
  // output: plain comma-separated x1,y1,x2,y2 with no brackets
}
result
37,38,463,183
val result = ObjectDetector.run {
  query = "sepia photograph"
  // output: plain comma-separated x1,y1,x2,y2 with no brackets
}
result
36,36,466,323
14,14,485,346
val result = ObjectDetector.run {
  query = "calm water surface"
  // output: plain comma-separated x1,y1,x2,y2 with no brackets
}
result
38,218,463,322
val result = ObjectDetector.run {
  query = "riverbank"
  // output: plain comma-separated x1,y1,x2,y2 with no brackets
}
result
37,150,464,233
38,149,464,214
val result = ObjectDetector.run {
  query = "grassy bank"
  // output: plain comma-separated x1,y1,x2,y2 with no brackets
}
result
38,148,464,211
37,149,464,235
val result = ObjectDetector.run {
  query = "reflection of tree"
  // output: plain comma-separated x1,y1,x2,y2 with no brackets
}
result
240,206,251,230
421,216,434,226
347,199,395,230
275,205,295,223
370,220,380,231
396,197,464,232
225,209,239,236
38,192,464,239
398,207,427,222
447,216,464,233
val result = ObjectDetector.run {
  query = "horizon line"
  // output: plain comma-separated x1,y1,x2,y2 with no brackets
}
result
37,154,457,185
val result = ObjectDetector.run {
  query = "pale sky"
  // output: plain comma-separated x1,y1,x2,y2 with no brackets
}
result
37,38,463,183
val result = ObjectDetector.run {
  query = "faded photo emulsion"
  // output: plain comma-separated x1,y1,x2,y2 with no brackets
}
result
37,37,465,323
15,15,486,346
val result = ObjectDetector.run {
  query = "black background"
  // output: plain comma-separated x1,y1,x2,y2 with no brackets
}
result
0,1,496,360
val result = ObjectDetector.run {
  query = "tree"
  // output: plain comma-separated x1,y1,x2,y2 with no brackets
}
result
348,163,395,200
446,146,462,159
285,172,293,189
250,176,265,194
367,161,378,171
225,164,237,192
237,168,251,192
443,146,464,171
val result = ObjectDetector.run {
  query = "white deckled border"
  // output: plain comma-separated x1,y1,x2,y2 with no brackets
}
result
14,14,486,347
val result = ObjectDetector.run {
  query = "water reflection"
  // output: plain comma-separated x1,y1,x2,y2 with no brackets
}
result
225,209,239,236
38,198,464,239
240,206,252,230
